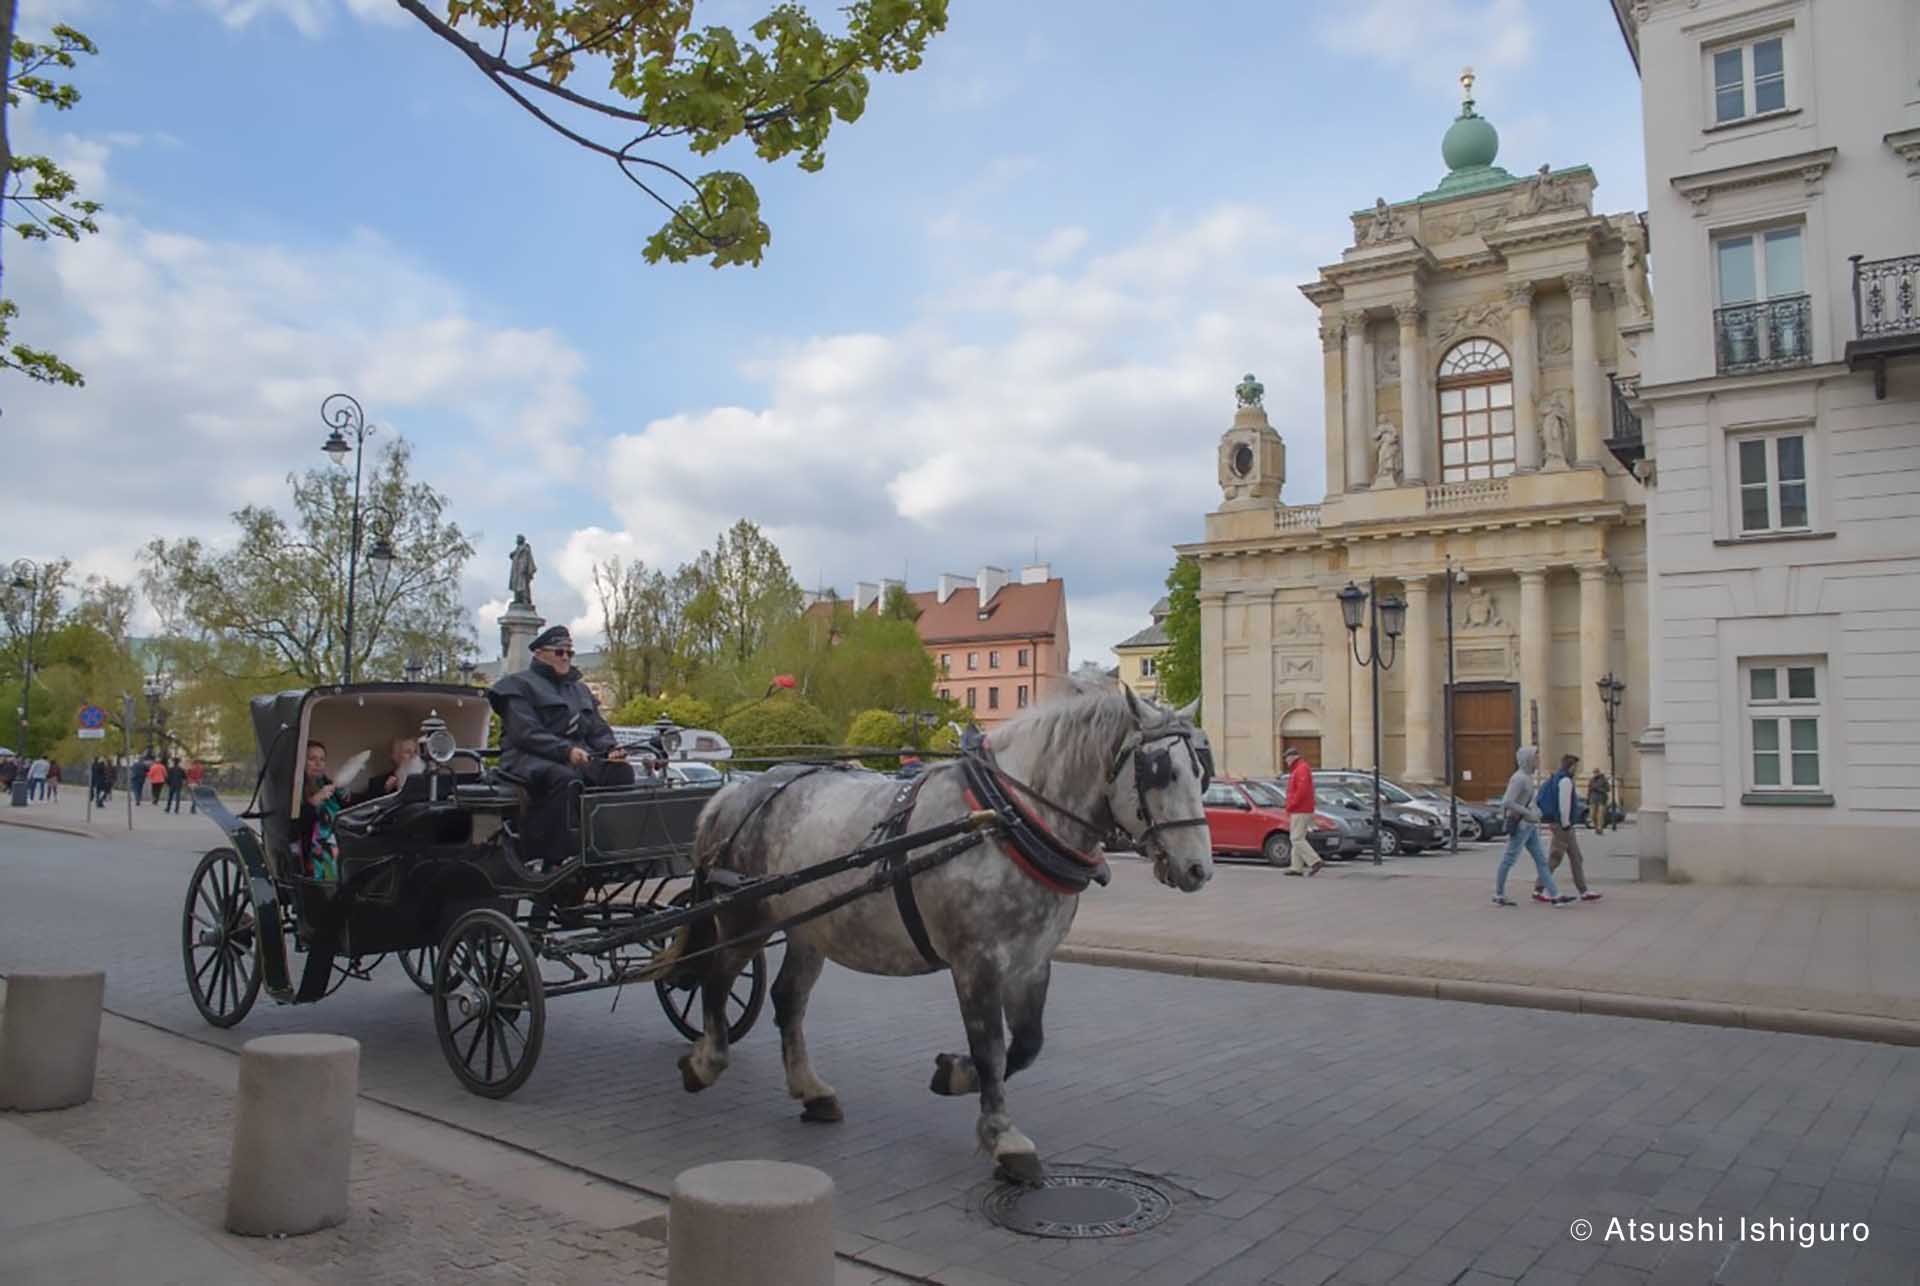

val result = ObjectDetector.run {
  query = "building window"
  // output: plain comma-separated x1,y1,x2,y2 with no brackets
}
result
938,687,950,702
1017,685,1029,708
967,652,978,670
1436,338,1515,483
1017,648,1029,666
1714,226,1810,373
1709,33,1786,125
1743,659,1822,791
989,650,1001,669
1141,657,1158,677
1733,430,1810,535
940,653,950,673
965,687,977,710
988,687,1000,710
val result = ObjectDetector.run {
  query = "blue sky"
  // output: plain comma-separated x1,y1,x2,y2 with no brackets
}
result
8,0,1646,666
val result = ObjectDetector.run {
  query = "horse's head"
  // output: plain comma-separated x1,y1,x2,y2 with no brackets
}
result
1106,689,1214,892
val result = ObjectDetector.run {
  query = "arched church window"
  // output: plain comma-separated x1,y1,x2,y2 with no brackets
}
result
1437,338,1516,482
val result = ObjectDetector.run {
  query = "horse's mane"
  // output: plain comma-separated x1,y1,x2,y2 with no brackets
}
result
986,681,1182,805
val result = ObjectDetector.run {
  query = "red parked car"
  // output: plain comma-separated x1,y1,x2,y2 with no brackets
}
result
1202,777,1345,865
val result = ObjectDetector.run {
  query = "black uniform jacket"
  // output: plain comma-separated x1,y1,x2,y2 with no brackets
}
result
490,660,619,792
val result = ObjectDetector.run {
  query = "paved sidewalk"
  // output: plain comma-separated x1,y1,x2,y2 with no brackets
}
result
0,788,247,844
1074,831,1920,1031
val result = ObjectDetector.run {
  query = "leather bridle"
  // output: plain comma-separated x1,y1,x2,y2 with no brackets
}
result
1103,728,1212,870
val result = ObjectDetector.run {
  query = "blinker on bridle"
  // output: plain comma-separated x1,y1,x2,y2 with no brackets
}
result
1106,728,1212,858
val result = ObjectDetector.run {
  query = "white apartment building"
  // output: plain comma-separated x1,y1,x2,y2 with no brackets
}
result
1613,0,1920,886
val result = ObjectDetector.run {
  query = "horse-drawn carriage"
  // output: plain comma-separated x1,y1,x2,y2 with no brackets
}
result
183,681,768,1097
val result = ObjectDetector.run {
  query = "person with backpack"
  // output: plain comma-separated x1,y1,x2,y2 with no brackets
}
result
1493,746,1572,907
1535,753,1602,903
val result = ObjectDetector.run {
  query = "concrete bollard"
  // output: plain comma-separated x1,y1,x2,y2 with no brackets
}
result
669,1160,835,1286
0,969,106,1112
226,1033,359,1237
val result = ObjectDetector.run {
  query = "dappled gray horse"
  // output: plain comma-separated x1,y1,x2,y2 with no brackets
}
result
676,685,1214,1182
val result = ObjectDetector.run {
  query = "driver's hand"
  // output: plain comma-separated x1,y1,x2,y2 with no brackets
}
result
607,747,627,762
568,746,590,768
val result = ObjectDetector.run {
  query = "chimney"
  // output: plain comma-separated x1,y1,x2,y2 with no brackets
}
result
936,572,971,604
1020,562,1050,585
878,578,904,610
976,565,1009,607
854,581,880,614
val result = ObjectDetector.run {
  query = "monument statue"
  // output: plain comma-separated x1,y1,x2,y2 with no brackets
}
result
1362,197,1401,245
1234,372,1265,409
1621,219,1653,322
1538,393,1571,468
1514,163,1578,218
1373,419,1403,485
508,534,537,608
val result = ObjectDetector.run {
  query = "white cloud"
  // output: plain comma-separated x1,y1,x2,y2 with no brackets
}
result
189,0,400,38
581,202,1328,665
1318,0,1535,99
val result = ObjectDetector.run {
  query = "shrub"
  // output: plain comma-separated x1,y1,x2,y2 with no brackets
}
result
719,696,835,765
844,708,908,771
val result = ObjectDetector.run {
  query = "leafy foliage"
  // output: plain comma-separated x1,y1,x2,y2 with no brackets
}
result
0,560,145,762
1,18,102,386
695,599,937,734
401,0,948,268
718,693,833,761
138,438,477,689
843,706,906,770
1157,557,1202,711
609,690,716,730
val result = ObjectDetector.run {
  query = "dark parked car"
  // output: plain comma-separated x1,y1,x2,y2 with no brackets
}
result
1404,786,1505,841
1316,770,1473,845
1313,783,1448,856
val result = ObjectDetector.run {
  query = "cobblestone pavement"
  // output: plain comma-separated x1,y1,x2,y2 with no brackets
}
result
4,824,1919,1284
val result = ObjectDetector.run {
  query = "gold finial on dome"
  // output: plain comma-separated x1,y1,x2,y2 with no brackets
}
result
1460,66,1476,104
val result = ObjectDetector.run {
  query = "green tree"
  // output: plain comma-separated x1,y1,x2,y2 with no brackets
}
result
138,437,477,688
843,706,906,770
399,0,948,268
880,583,921,621
701,518,802,665
705,600,937,733
718,694,833,762
1,11,102,386
1157,556,1202,710
0,562,144,762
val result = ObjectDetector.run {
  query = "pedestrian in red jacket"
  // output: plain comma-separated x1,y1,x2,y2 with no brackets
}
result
1281,747,1324,877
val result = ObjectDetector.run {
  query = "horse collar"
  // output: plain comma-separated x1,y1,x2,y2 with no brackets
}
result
960,748,1111,896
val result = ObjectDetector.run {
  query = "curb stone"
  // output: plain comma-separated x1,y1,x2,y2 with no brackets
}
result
1052,943,1920,1047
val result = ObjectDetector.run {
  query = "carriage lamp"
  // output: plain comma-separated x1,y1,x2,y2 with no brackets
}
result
404,655,424,683
459,660,477,686
420,711,456,764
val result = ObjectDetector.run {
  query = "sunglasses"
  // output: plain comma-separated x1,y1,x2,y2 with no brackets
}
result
542,647,575,657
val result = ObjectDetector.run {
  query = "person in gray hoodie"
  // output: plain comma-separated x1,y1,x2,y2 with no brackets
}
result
1493,746,1571,907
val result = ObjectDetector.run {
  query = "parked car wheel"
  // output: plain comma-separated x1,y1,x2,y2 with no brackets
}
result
1459,815,1483,843
1377,827,1402,857
1262,831,1289,866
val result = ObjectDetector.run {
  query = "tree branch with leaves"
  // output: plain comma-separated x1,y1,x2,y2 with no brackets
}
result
397,0,947,267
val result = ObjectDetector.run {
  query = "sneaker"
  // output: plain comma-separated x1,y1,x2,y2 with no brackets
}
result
1308,861,1325,877
1553,894,1578,906
1532,891,1554,904
1284,869,1304,877
1579,890,1604,901
1491,895,1516,907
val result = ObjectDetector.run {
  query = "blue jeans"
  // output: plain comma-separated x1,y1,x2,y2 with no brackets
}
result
1497,821,1559,899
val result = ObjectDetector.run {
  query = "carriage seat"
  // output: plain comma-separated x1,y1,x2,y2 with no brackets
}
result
452,764,528,811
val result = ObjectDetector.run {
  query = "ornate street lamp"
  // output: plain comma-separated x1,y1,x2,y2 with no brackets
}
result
319,393,401,684
1442,559,1469,853
1338,577,1406,865
9,559,41,768
1597,672,1626,819
404,655,424,683
459,659,478,687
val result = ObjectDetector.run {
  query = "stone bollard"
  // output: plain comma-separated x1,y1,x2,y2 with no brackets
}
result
669,1160,836,1286
0,969,106,1112
226,1034,359,1237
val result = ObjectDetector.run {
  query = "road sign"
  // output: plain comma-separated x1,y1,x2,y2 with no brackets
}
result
78,703,107,730
78,729,106,740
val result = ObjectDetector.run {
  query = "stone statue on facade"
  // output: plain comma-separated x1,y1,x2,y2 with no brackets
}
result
508,534,537,608
1621,219,1653,322
1513,163,1578,218
1538,393,1572,468
1373,419,1403,485
1362,197,1402,245
1234,372,1265,409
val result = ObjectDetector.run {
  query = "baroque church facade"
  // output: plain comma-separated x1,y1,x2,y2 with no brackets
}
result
1182,77,1651,803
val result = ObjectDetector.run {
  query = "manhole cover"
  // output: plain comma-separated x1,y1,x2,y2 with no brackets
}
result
982,1168,1174,1238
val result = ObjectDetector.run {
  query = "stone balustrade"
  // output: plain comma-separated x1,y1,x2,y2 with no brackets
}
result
1275,505,1322,530
1425,478,1511,511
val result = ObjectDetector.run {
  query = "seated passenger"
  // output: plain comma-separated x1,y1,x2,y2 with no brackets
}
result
490,626,633,862
382,733,424,795
297,739,360,881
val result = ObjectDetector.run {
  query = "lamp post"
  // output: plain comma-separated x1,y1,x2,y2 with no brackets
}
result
404,655,424,683
143,670,166,759
1338,578,1407,865
319,393,398,685
1597,672,1626,817
459,659,478,687
8,559,40,767
1442,559,1468,853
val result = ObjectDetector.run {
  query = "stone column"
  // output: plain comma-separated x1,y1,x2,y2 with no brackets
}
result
1318,590,1351,768
1395,300,1428,484
1321,319,1347,495
1199,591,1228,766
1344,309,1373,490
1507,281,1541,471
1579,563,1611,774
1519,568,1550,749
1401,576,1437,782
1569,272,1604,464
1247,590,1276,778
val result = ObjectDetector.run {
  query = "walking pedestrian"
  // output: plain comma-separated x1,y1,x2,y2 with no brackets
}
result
1279,746,1325,876
1587,769,1611,834
131,754,150,805
146,757,167,807
90,757,108,806
27,755,49,801
1535,753,1602,903
1492,747,1572,907
186,759,205,812
45,759,60,800
165,757,187,813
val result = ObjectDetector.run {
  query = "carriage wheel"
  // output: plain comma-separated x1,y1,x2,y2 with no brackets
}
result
434,908,545,1099
397,945,438,994
656,945,768,1044
181,847,264,1028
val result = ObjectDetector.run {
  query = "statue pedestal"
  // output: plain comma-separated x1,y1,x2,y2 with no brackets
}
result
498,603,544,677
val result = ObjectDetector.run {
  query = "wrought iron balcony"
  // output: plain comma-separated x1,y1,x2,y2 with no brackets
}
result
1846,253,1920,399
1605,373,1645,475
1714,294,1812,375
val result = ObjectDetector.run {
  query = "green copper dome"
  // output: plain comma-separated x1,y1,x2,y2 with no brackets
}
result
1442,108,1499,172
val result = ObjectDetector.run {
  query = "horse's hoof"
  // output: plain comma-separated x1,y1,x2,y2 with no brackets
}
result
800,1096,843,1124
929,1053,979,1097
678,1054,709,1094
995,1152,1046,1187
